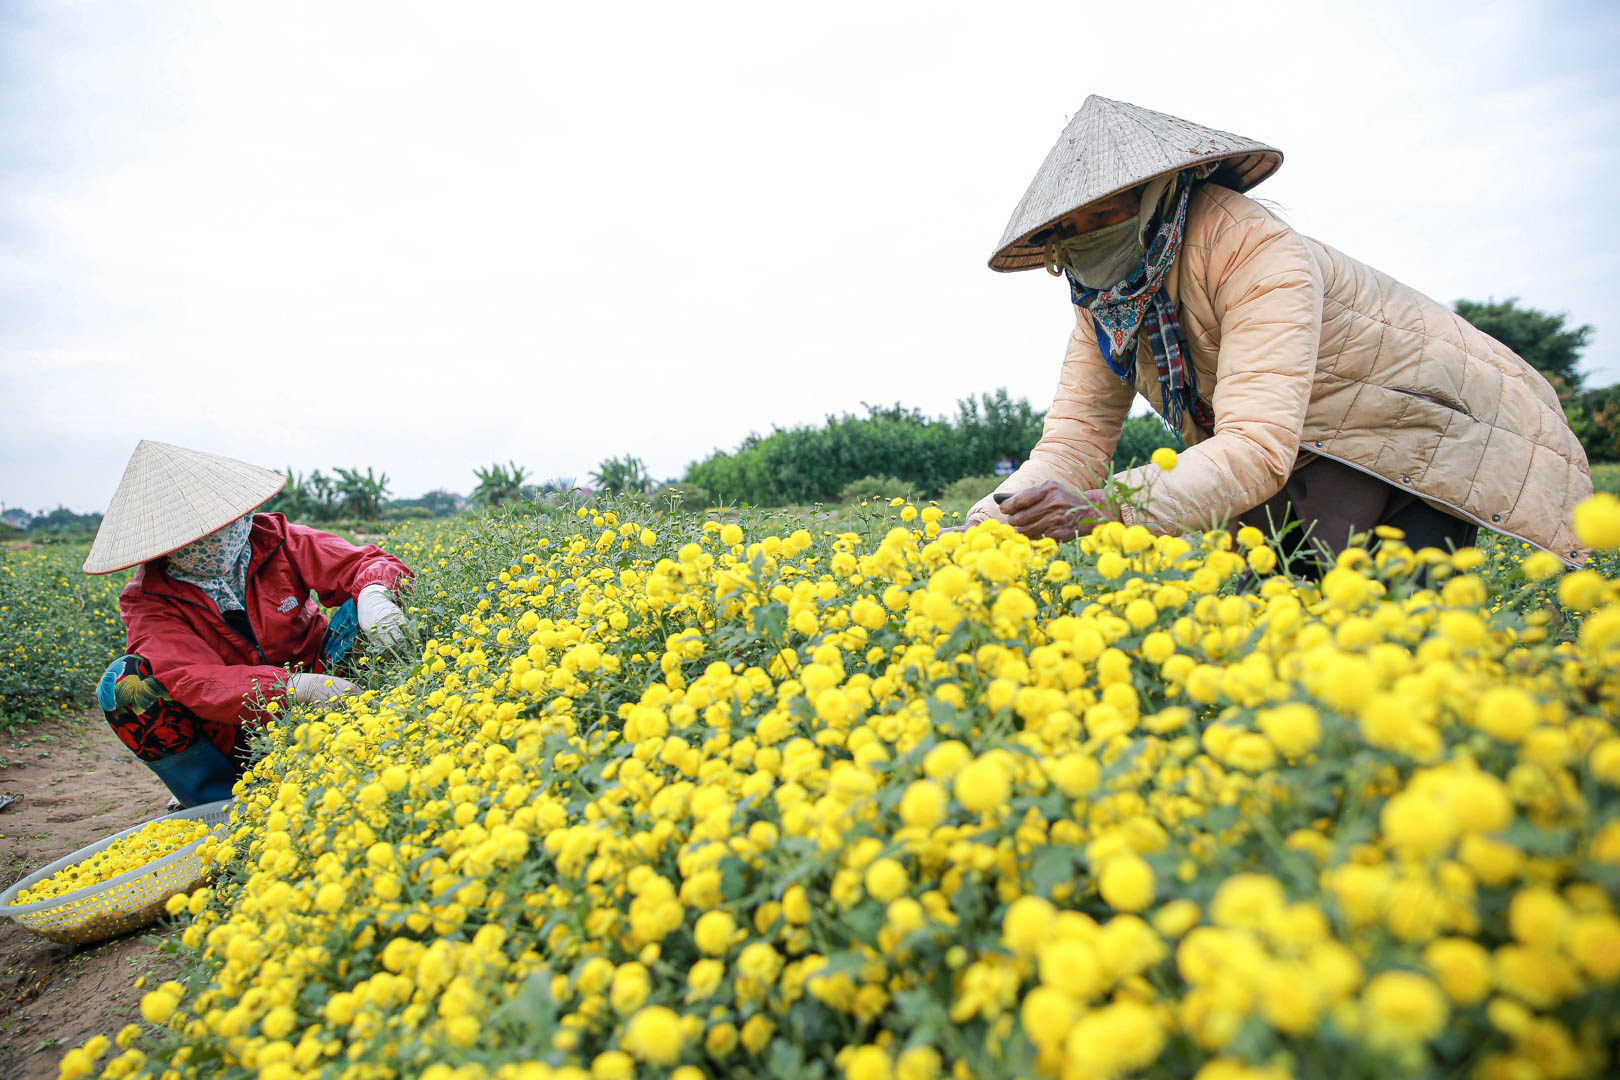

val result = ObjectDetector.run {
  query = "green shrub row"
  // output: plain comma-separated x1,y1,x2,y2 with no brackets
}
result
682,390,1183,506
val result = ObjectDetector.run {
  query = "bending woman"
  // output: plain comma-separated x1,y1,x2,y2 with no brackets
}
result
82,441,413,806
970,96,1591,571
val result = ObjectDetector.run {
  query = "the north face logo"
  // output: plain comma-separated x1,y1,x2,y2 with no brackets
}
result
277,596,299,613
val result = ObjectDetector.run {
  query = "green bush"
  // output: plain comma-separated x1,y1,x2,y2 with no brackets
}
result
838,475,911,504
24,506,102,537
1570,385,1620,463
1113,413,1184,471
0,544,129,725
939,475,1001,507
682,392,1204,507
653,483,713,511
684,391,1044,506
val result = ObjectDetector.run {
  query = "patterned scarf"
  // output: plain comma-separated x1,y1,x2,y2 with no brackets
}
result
1065,167,1215,432
165,514,254,612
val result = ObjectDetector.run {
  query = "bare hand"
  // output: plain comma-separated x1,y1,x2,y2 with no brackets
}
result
997,482,1114,541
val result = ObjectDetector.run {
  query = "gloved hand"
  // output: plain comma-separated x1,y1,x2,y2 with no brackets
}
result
287,673,359,703
357,583,409,649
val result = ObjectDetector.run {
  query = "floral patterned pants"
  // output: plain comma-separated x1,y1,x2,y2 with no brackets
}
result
98,655,244,763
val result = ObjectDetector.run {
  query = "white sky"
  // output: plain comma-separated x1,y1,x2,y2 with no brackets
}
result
3,0,1617,512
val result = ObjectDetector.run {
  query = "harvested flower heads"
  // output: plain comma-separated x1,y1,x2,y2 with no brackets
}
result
13,818,210,905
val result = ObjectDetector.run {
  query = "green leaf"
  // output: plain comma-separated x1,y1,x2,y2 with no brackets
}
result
838,905,883,947
767,1037,807,1075
753,602,788,640
1500,819,1574,857
720,854,750,902
1028,846,1081,896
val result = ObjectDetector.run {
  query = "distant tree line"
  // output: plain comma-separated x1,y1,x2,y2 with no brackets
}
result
679,389,1181,506
8,299,1608,532
1,506,104,538
469,462,585,508
1453,298,1615,461
672,299,1615,506
265,467,396,522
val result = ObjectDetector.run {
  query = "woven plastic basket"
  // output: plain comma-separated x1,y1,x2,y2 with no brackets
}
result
0,799,233,946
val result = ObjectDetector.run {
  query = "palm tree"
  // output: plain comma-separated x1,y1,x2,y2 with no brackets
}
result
306,471,340,521
472,461,529,508
591,455,652,495
334,467,391,521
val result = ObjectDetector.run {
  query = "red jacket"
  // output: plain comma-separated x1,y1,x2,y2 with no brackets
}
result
120,513,411,727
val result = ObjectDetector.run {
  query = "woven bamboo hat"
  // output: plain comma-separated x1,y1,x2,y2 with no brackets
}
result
989,96,1282,272
82,441,286,574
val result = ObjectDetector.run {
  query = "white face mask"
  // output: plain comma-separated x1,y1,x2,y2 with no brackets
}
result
1054,216,1144,290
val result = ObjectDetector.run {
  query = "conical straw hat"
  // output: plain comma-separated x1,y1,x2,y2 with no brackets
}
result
82,441,287,574
989,96,1282,272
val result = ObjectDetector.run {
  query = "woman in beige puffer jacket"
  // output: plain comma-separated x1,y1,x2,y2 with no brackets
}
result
970,97,1592,568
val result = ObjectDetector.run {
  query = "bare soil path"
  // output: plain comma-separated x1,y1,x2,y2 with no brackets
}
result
0,713,178,1080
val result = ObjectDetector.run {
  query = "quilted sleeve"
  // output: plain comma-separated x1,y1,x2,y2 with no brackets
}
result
1116,202,1322,530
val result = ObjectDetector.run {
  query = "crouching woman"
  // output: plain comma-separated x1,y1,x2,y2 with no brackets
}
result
970,96,1591,572
82,441,413,807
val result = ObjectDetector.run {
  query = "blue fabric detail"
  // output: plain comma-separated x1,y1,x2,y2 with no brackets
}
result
97,656,136,712
1094,327,1114,365
144,739,237,808
321,599,359,669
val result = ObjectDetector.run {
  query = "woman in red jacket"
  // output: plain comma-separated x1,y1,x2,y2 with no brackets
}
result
82,441,413,807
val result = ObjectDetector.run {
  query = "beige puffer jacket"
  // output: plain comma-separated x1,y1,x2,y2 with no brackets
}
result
969,184,1593,564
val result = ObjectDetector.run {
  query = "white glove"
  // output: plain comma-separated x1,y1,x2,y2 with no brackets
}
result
287,673,359,703
357,583,409,648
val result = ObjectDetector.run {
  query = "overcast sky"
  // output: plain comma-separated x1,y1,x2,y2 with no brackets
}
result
3,0,1617,513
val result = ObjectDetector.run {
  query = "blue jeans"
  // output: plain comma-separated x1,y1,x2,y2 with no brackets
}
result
144,740,240,807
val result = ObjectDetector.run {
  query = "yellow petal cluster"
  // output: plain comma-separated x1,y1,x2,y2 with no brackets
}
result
13,818,209,905
57,495,1620,1079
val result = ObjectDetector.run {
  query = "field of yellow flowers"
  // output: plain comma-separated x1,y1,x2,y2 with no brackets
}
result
42,491,1620,1079
0,542,129,726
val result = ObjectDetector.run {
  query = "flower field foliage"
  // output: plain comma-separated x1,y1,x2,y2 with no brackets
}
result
0,512,563,725
0,542,129,725
52,490,1620,1080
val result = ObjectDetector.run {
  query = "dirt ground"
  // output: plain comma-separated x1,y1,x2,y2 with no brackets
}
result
0,713,179,1080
